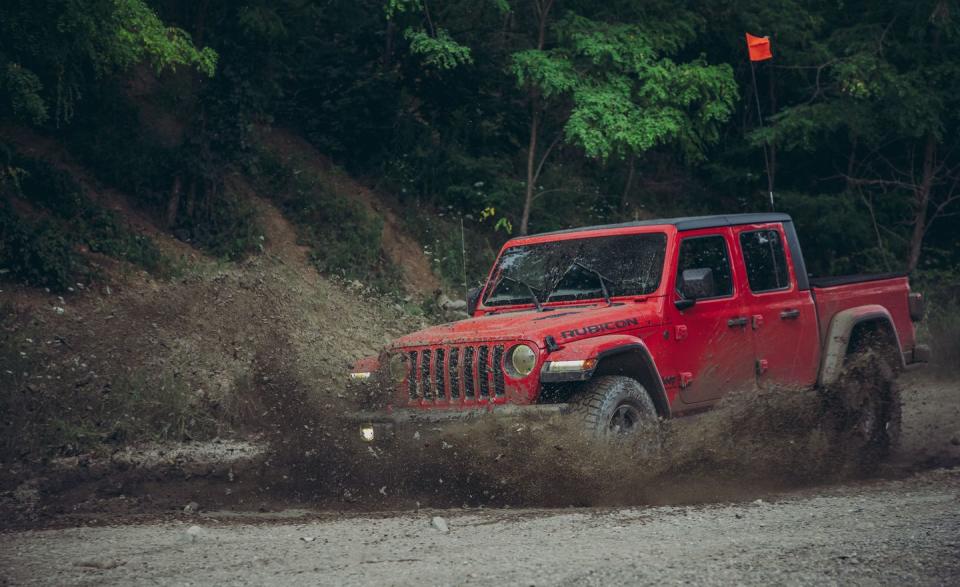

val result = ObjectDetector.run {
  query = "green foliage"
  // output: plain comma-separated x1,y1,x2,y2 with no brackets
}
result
252,150,385,280
401,206,499,292
404,28,473,70
0,147,168,290
101,0,218,76
511,50,579,98
1,63,48,125
1,0,958,293
513,17,738,163
0,0,217,126
0,207,78,290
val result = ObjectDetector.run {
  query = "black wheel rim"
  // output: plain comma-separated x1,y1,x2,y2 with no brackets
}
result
609,402,642,435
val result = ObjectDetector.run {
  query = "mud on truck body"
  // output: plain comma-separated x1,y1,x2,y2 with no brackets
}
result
348,213,928,457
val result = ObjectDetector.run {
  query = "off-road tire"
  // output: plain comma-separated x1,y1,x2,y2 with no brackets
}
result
822,350,901,472
569,376,660,442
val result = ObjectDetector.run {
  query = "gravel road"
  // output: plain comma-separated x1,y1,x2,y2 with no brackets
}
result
2,468,959,586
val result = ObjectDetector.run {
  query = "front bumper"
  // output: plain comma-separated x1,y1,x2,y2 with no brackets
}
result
345,404,570,443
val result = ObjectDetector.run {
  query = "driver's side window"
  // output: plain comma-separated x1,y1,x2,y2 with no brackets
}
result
676,235,734,299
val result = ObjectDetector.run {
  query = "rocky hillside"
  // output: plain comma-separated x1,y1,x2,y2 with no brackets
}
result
0,125,442,462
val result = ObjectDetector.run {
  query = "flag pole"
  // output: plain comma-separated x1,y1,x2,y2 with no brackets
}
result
749,59,775,211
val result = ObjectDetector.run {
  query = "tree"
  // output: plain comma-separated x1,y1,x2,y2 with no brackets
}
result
0,0,217,126
510,3,737,233
754,0,960,272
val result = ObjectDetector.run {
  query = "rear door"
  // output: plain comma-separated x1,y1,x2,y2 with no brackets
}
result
668,228,757,405
733,223,819,388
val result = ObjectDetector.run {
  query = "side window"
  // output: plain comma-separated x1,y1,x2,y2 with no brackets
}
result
676,235,734,298
740,229,791,292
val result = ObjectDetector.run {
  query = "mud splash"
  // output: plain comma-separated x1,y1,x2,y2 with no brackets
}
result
261,352,934,510
3,349,957,528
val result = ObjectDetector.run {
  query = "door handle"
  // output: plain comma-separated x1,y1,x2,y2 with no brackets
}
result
727,317,749,328
780,309,800,320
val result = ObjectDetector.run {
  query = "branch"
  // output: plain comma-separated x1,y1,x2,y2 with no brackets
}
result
857,188,892,271
531,132,563,186
924,175,960,236
838,174,917,191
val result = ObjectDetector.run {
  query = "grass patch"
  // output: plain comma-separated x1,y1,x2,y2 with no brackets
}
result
250,149,385,280
65,87,264,261
1,147,169,290
399,205,499,294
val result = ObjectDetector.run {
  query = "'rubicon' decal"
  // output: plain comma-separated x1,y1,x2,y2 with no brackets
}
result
560,317,640,339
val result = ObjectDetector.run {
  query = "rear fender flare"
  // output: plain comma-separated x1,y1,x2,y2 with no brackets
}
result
819,305,905,386
545,335,671,418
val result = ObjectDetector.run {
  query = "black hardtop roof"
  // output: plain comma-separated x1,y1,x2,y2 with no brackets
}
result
529,212,792,238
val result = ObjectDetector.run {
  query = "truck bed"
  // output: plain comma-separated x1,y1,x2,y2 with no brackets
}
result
810,274,916,361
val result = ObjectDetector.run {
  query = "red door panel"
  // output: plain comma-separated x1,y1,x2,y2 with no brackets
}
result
733,223,820,388
666,228,757,406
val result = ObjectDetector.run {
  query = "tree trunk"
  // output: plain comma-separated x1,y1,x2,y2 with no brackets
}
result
620,155,636,214
520,107,540,235
166,176,182,228
907,135,937,273
518,0,554,235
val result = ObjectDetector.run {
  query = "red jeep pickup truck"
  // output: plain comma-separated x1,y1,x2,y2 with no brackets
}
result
349,213,927,454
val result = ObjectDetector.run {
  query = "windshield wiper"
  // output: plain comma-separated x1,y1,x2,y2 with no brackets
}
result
576,261,618,306
548,261,618,306
498,275,545,312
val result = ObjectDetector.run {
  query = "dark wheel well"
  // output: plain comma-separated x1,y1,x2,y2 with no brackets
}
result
847,318,901,368
593,348,670,418
538,347,669,418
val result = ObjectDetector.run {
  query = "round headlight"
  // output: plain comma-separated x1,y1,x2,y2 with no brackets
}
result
508,344,537,377
386,353,408,386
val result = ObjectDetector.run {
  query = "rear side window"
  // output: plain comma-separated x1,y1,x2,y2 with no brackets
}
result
740,229,790,292
676,235,734,298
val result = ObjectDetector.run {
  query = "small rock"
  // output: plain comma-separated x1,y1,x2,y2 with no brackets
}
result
184,525,204,542
300,536,316,543
753,499,765,506
184,501,200,514
431,516,449,533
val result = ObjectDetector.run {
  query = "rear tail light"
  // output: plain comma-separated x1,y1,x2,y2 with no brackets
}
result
908,292,925,321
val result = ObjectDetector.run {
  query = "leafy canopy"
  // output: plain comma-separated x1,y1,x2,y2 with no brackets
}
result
511,12,737,161
0,0,217,125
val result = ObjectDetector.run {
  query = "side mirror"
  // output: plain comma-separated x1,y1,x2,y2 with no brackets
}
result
466,287,482,315
676,268,716,310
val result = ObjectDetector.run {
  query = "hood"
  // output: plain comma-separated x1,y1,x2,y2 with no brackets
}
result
390,298,666,348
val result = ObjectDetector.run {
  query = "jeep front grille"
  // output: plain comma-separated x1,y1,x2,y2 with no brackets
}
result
407,344,506,403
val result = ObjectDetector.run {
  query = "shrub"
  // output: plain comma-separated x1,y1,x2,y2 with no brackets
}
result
252,150,384,279
0,206,78,290
0,149,169,289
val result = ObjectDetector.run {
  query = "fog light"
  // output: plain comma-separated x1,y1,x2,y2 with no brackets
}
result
360,425,375,442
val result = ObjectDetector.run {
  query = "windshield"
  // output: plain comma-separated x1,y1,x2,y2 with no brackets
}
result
482,233,667,307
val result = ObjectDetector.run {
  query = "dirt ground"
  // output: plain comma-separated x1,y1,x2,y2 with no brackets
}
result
1,469,958,586
1,372,958,585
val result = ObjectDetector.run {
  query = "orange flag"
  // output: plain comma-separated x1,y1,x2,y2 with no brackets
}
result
745,33,773,62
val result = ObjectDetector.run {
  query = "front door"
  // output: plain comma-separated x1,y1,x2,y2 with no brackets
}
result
668,228,757,405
